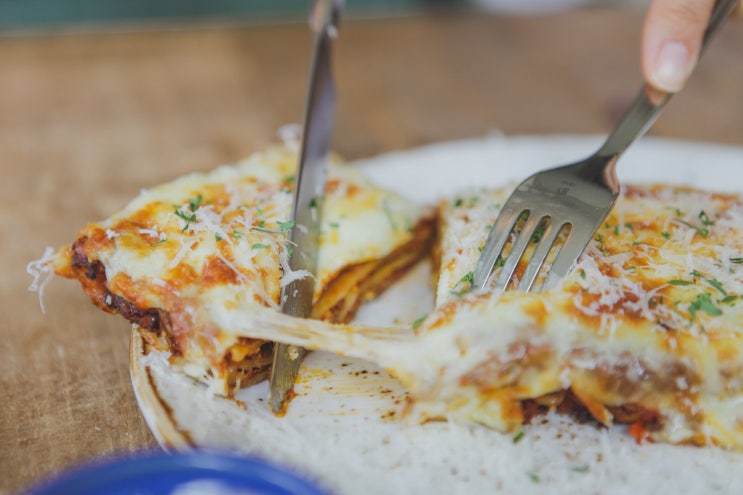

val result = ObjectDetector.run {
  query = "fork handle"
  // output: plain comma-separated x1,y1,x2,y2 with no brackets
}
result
596,0,739,158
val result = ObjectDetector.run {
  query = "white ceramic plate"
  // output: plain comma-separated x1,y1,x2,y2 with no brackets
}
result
131,135,743,495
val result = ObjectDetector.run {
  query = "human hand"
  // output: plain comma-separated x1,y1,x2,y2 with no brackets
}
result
641,0,739,93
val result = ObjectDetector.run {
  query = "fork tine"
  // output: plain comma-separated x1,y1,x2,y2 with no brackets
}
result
472,204,525,290
492,211,543,291
542,224,595,291
516,220,564,292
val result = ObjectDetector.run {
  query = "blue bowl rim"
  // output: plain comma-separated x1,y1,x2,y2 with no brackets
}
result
24,450,331,495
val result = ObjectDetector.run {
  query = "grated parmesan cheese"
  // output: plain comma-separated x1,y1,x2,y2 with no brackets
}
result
168,238,197,270
278,246,313,288
26,246,57,314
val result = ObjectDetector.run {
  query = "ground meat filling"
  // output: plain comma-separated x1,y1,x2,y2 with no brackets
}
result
70,239,175,350
522,389,663,440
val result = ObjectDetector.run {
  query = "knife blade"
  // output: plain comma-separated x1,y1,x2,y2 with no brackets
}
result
269,0,343,415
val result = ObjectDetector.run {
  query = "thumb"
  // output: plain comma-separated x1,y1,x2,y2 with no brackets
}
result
641,0,716,93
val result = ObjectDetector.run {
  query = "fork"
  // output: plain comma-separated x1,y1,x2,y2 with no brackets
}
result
472,0,739,294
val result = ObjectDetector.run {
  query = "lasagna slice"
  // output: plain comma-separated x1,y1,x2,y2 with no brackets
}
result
422,183,743,445
46,145,436,396
230,183,743,450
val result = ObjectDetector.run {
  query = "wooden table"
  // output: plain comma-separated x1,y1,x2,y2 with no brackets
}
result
2,7,742,494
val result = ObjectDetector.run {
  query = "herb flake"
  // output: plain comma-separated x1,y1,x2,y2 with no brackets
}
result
676,218,709,238
412,316,426,330
450,271,474,297
689,293,723,320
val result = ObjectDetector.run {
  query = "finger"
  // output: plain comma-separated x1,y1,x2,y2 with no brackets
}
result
641,0,716,93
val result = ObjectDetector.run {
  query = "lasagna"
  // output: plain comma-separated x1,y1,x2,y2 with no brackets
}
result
230,183,743,450
33,143,743,449
423,183,743,448
41,145,436,396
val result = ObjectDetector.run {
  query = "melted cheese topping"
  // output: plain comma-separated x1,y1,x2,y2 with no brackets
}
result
218,183,743,450
50,145,428,395
40,149,743,450
423,184,743,447
439,184,743,335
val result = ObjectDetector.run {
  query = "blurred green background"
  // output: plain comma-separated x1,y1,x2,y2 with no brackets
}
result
0,0,463,31
0,0,641,32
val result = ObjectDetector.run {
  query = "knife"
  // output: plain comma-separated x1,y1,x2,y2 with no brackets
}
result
269,0,344,414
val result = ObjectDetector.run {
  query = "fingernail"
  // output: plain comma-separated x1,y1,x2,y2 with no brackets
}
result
651,42,691,93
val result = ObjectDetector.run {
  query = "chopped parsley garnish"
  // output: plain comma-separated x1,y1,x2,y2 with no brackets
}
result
604,221,620,235
689,293,722,320
174,194,203,232
668,279,692,286
676,218,709,237
412,316,426,330
232,230,245,239
513,431,525,444
188,194,203,212
457,271,474,285
454,196,479,208
731,258,743,265
251,220,295,235
450,271,474,297
533,226,546,243
664,206,684,217
252,243,268,250
661,231,671,240
174,209,197,232
721,295,739,305
698,210,715,226
707,278,728,297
